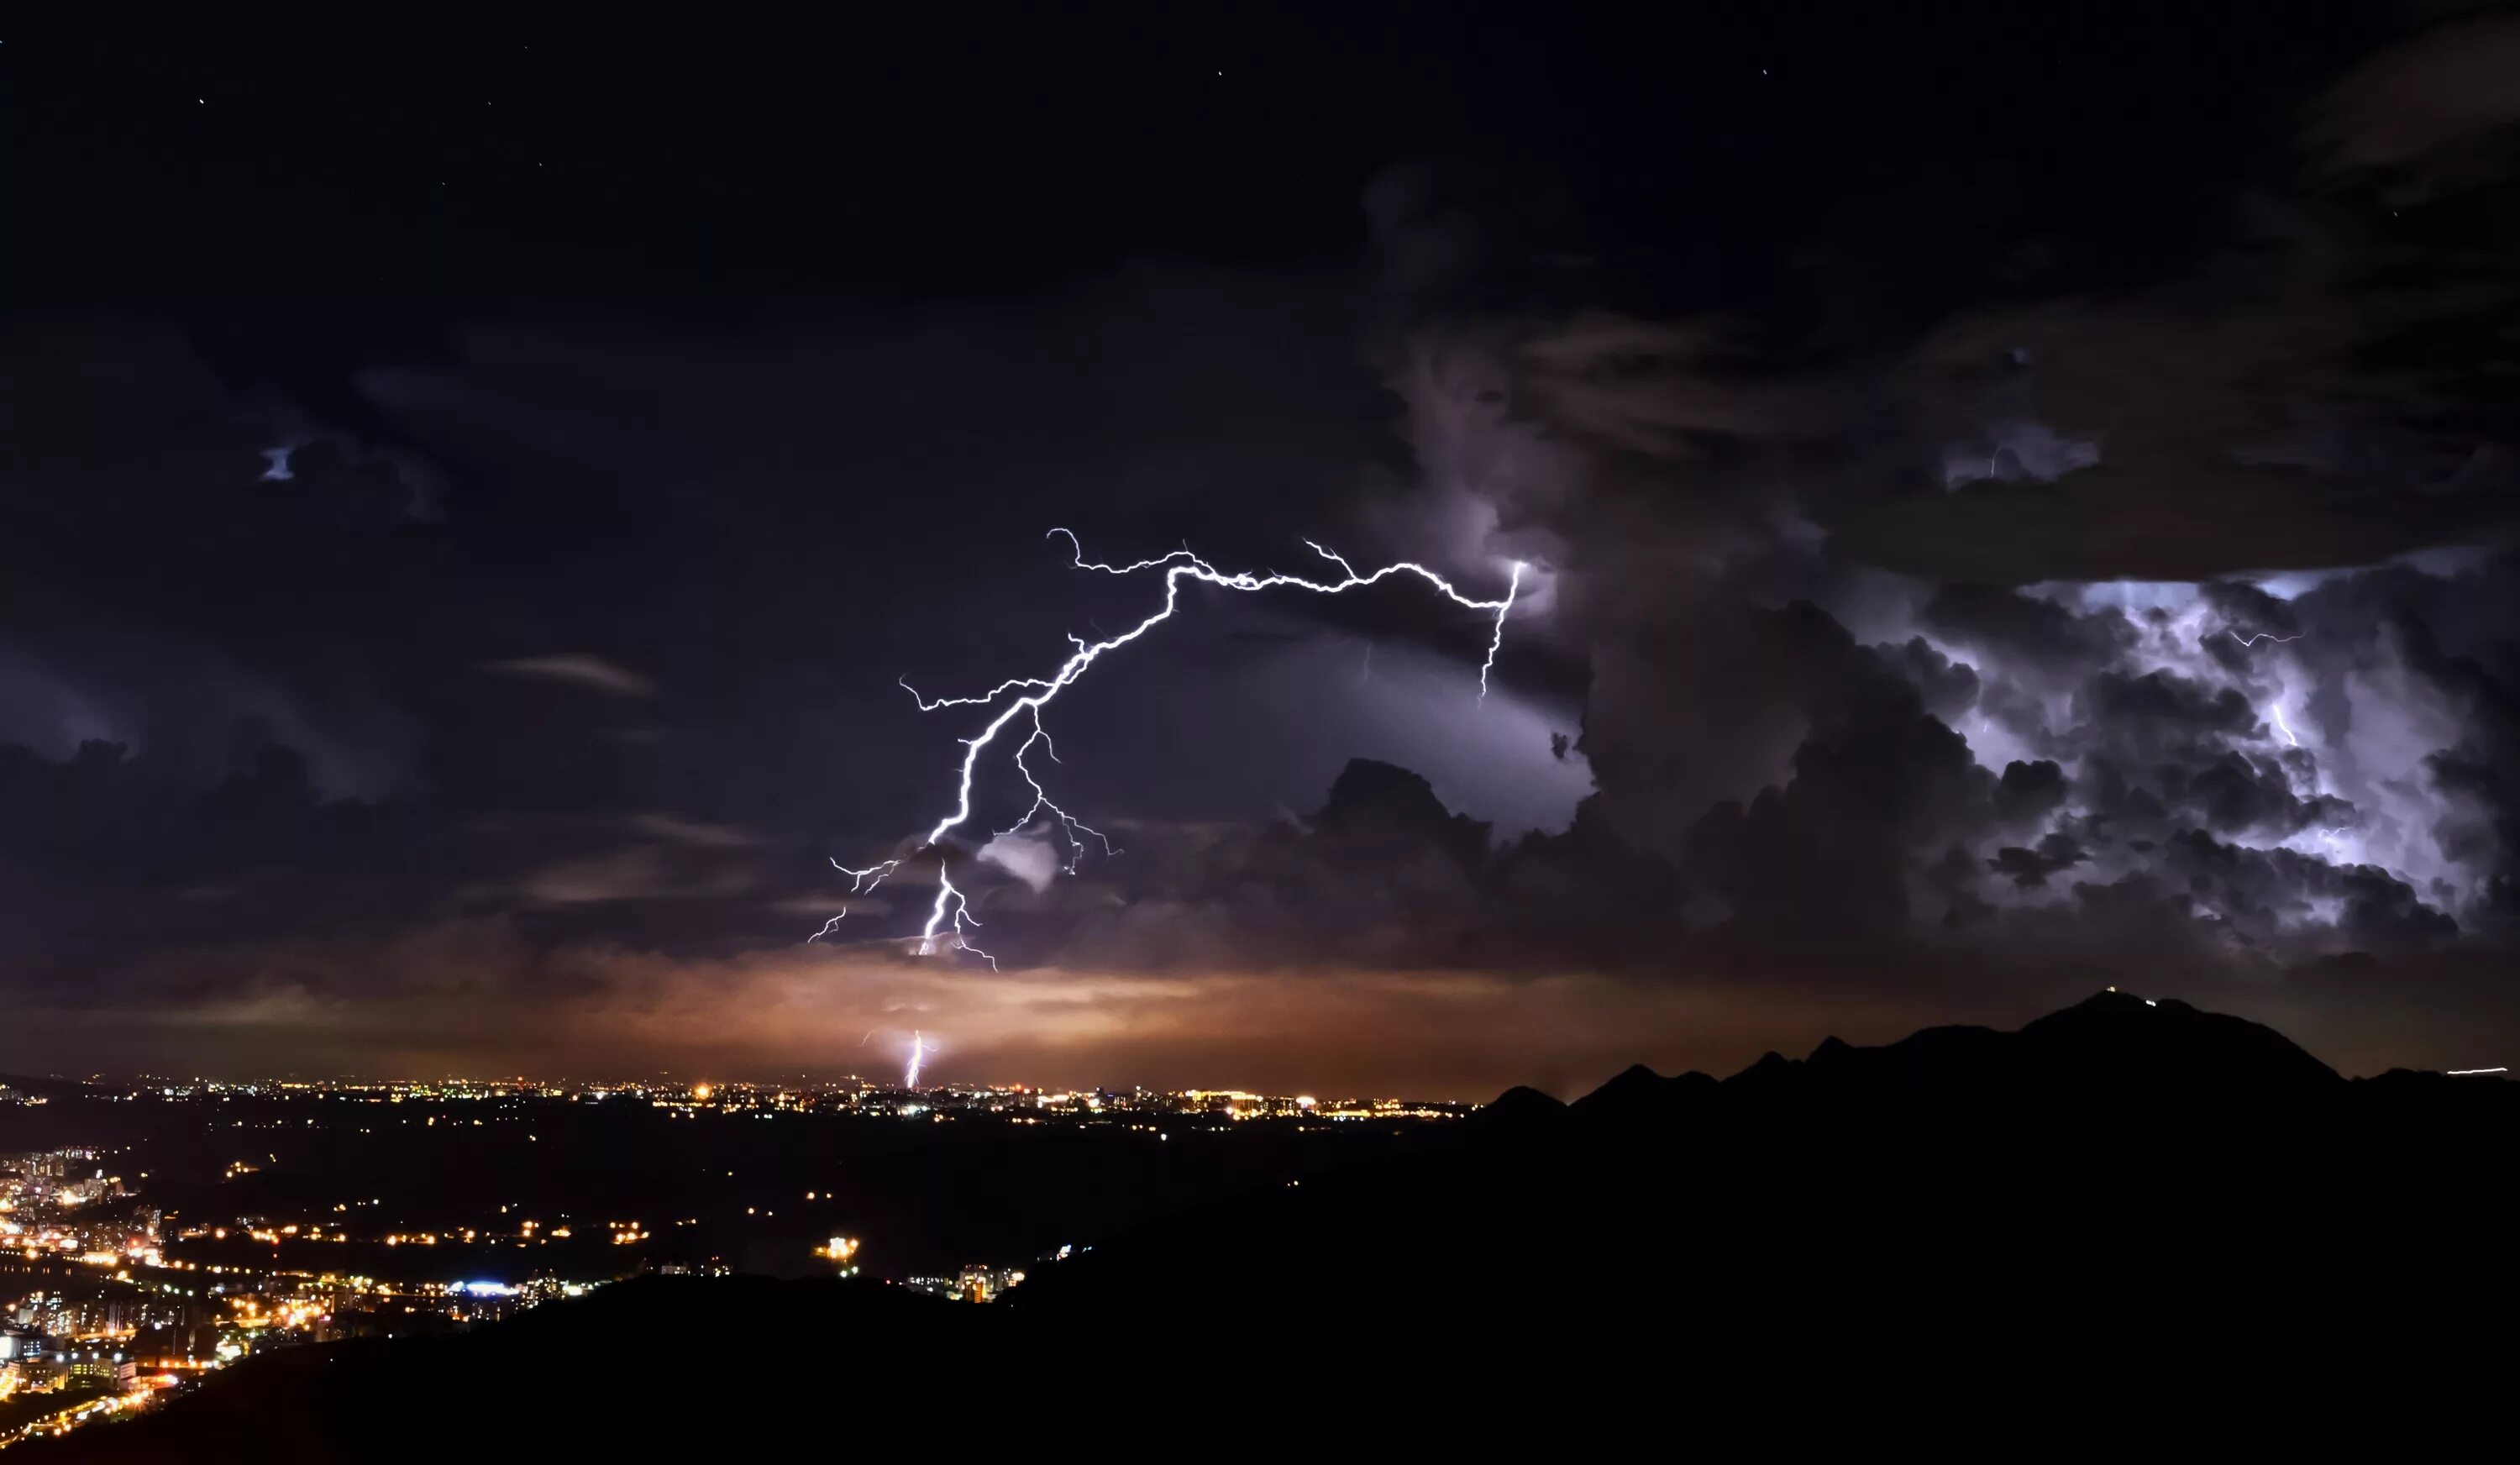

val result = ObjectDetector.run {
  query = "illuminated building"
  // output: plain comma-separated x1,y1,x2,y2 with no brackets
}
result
950,1263,1028,1303
8,1357,65,1391
64,1348,136,1391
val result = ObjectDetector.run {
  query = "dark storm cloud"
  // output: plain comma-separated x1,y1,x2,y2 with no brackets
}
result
1878,638,1981,719
1987,833,2089,890
2160,751,2353,840
1921,586,2134,674
0,323,437,804
1373,19,2520,608
1338,26,2520,998
961,522,2497,971
8,3,2520,1086
1853,286,2512,585
1675,641,2014,941
1330,5,2520,1002
1028,759,1673,974
2310,12,2520,181
1829,14,2520,589
0,734,429,983
2150,829,2459,953
0,263,1599,1052
974,538,2489,974
2083,670,2259,743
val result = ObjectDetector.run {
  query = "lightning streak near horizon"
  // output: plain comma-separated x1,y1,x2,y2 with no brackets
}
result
818,528,1525,964
906,1031,930,1089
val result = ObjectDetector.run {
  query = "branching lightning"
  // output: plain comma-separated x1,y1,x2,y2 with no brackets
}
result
818,528,1525,964
926,864,995,969
832,859,898,894
806,859,904,943
1005,707,1116,874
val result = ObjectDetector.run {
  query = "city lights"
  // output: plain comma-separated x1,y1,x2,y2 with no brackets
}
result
0,1069,1473,1448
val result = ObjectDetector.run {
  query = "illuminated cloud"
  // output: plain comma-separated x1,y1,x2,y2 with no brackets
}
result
978,829,1059,894
480,654,659,699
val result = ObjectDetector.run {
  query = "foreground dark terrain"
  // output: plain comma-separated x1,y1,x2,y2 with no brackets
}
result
30,991,2517,1462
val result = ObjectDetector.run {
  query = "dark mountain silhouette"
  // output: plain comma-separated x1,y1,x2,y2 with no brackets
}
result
34,993,2519,1463
2012,988,2342,1086
1721,989,2340,1101
1478,1081,1567,1125
1569,1060,1716,1126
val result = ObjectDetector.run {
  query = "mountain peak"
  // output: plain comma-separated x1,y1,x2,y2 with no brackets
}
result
1479,1084,1569,1125
1572,1063,1672,1114
1727,1051,1799,1088
2019,990,2339,1087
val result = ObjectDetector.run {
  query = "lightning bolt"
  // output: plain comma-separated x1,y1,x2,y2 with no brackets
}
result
1005,707,1116,874
832,859,898,894
905,1031,930,1090
2271,701,2301,748
1047,529,1522,701
925,864,995,969
820,529,1525,964
807,859,904,943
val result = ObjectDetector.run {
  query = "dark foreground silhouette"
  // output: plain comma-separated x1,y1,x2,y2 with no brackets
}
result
33,993,2518,1462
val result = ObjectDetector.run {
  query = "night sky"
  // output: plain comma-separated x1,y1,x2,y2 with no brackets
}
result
5,2,2517,1094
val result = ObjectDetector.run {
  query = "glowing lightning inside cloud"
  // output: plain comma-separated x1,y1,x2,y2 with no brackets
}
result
2225,627,2310,752
823,529,1525,964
